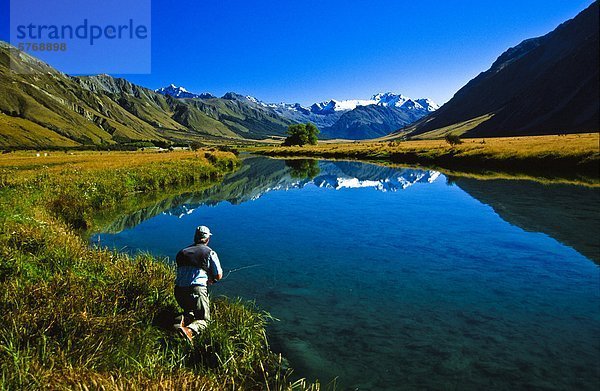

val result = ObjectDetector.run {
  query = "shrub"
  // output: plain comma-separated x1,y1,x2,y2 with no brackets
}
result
444,133,463,146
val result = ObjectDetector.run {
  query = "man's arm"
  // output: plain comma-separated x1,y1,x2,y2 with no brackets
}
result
209,251,223,281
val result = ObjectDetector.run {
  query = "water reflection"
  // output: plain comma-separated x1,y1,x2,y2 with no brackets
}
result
98,156,598,263
451,177,600,262
99,157,442,233
285,159,320,179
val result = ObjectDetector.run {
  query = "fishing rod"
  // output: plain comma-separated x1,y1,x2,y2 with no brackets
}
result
219,263,262,281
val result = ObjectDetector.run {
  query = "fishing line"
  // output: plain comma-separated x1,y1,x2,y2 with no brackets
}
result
220,263,262,281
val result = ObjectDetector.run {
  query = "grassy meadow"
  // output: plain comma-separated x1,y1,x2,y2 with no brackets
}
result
250,133,600,184
0,150,319,390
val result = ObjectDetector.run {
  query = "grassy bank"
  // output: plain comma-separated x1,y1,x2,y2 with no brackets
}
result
0,151,318,390
249,133,600,183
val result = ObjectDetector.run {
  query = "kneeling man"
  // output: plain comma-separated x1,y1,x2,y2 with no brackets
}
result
174,225,222,342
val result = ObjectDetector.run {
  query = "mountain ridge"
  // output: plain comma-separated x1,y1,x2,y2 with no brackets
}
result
401,1,599,139
0,40,436,148
156,86,438,139
0,42,298,147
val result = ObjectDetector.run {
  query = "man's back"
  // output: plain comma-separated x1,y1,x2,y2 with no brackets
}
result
175,243,221,287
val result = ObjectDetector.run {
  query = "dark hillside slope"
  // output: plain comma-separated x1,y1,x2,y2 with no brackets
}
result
409,1,599,138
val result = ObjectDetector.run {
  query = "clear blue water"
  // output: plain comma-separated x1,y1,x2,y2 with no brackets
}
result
93,157,600,390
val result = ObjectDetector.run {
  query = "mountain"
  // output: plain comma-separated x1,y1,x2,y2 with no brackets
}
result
320,101,434,139
167,92,293,139
155,87,438,139
267,92,437,139
0,38,435,148
0,43,194,147
0,42,299,148
155,84,215,99
404,1,599,139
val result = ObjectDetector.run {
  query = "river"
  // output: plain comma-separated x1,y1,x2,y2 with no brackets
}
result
92,156,600,390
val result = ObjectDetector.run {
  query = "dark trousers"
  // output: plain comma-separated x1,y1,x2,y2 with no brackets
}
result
174,285,210,333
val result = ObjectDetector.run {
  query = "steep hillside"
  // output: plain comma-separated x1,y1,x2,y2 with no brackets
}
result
405,1,599,139
0,43,232,148
0,43,294,148
193,93,293,139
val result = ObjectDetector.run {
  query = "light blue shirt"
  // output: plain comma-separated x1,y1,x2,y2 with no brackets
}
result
175,250,222,287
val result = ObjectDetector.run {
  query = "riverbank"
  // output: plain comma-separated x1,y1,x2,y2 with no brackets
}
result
0,151,318,390
248,133,600,183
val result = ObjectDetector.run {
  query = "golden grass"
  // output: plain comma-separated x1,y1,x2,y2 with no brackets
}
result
261,132,599,158
0,150,235,186
275,133,599,157
0,150,228,169
251,133,600,160
249,133,600,184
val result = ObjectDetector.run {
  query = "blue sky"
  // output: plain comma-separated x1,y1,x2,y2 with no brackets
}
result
1,0,594,105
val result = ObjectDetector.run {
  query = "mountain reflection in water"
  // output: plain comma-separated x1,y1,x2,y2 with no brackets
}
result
100,158,440,231
452,177,600,262
98,157,598,264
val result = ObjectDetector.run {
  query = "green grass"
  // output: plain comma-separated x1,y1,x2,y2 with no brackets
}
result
0,150,320,390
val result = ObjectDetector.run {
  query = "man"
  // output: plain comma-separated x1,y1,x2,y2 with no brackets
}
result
174,225,222,342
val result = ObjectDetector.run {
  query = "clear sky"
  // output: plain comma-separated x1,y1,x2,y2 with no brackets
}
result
0,0,595,105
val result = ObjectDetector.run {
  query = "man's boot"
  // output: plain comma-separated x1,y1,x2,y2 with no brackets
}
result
177,325,194,344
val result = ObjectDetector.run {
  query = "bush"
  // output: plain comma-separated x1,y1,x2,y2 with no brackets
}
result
216,145,240,155
189,141,205,151
444,134,463,146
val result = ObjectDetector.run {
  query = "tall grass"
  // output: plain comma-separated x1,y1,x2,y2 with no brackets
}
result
0,151,320,390
250,133,600,183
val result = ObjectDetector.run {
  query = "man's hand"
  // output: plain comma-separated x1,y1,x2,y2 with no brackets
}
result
207,273,222,286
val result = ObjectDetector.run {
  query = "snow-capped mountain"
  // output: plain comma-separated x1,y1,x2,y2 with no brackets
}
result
372,93,439,111
269,93,438,134
155,84,215,99
311,165,440,192
154,84,438,139
268,93,436,118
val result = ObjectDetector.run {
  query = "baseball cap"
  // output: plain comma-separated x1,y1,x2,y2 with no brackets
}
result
194,225,212,242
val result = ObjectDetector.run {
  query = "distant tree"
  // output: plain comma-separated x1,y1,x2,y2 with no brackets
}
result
152,140,171,149
305,122,319,145
283,124,308,146
444,134,463,146
189,141,205,151
283,123,319,146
